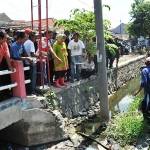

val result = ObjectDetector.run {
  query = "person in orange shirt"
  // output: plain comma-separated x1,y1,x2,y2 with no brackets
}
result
0,31,14,98
0,31,13,71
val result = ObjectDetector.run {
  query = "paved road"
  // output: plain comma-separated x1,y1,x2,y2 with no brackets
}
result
113,53,145,68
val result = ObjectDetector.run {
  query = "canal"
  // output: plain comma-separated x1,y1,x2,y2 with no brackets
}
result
0,76,141,149
76,76,141,150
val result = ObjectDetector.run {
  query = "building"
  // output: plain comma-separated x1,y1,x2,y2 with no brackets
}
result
111,23,129,40
26,18,55,30
0,13,56,30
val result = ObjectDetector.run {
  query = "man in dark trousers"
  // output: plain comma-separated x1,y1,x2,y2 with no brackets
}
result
64,30,71,81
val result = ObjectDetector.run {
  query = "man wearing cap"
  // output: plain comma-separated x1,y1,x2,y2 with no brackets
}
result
24,28,36,57
135,57,150,120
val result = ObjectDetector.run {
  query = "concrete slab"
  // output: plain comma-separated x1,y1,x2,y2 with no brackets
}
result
0,97,22,130
0,108,67,146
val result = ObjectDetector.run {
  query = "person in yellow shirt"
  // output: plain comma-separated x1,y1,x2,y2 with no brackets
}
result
53,34,68,88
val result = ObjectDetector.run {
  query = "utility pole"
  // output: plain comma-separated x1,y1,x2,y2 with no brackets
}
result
31,0,33,30
93,0,109,121
120,19,122,39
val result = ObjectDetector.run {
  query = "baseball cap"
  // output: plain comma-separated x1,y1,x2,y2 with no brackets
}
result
24,28,33,34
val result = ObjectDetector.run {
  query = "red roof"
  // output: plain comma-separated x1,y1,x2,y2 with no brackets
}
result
4,18,55,29
26,18,55,28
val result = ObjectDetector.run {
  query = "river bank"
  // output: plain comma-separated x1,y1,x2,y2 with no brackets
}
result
0,54,147,149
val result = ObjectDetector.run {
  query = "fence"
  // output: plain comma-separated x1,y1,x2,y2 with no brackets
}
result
0,60,31,99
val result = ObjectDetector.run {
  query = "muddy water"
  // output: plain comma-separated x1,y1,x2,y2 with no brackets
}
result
78,76,140,133
109,75,140,115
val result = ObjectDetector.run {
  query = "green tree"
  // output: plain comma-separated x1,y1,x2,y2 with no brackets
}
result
128,0,150,37
55,9,114,55
55,9,96,41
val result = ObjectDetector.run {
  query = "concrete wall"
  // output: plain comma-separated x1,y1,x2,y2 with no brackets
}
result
108,55,145,94
56,78,100,118
56,55,145,118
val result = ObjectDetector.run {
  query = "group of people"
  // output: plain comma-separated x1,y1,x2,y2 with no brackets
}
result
0,28,97,96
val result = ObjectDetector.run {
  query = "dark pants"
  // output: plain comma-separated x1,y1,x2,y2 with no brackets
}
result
0,58,12,99
94,55,98,73
55,70,66,80
66,49,71,81
140,93,150,121
25,62,37,94
81,69,95,79
49,59,54,84
106,57,115,69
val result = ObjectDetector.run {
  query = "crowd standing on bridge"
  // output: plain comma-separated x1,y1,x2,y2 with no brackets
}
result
0,28,100,96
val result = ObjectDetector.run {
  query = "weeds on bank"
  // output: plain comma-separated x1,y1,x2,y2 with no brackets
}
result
45,91,60,110
128,96,143,112
104,96,144,146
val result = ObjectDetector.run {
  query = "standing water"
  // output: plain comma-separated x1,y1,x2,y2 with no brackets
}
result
76,76,141,149
109,75,140,115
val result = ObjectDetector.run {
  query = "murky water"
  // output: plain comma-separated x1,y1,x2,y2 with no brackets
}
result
77,76,140,133
109,75,140,115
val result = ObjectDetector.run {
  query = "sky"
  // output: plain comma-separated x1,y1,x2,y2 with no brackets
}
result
0,0,134,28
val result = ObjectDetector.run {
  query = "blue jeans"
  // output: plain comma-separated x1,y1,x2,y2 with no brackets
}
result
71,55,82,81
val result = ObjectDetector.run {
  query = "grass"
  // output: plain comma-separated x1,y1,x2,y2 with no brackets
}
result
104,95,144,146
128,96,143,112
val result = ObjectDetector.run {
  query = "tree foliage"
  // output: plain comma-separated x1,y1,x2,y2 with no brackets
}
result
55,9,115,55
128,0,150,37
55,9,95,40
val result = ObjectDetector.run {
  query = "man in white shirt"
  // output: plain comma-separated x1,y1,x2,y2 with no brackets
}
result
24,29,36,58
24,29,37,94
68,32,85,82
